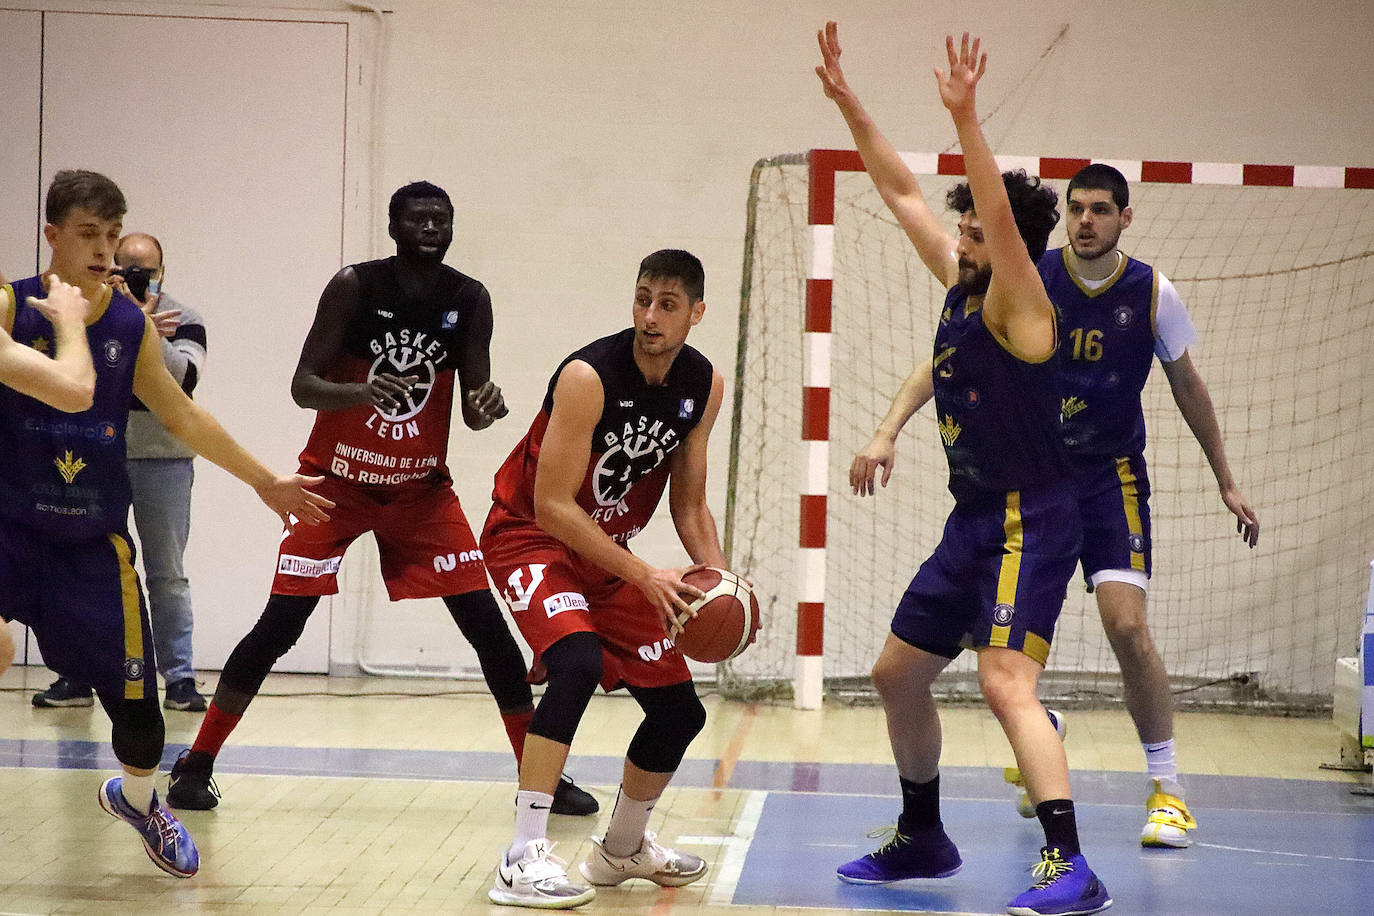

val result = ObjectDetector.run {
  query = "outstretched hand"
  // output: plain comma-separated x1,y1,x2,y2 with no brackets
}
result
934,32,987,116
814,20,853,101
1222,485,1260,548
257,473,335,531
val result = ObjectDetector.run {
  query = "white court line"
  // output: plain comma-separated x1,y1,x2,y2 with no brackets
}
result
1193,841,1374,865
676,788,767,906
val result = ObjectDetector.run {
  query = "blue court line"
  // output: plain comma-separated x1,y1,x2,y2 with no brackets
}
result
1,737,1368,816
737,791,1374,915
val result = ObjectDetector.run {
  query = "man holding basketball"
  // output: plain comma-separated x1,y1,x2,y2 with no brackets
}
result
818,24,1110,914
481,249,726,909
167,181,595,818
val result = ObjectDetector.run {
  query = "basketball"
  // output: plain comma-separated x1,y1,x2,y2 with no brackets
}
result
673,568,761,664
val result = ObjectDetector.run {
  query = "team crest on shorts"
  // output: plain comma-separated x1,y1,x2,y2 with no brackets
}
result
993,603,1016,626
123,657,146,681
1129,533,1146,554
1114,305,1133,328
103,340,123,366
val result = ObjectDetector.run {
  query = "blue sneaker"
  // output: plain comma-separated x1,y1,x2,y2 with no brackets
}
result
1007,847,1111,915
98,777,200,878
836,824,962,884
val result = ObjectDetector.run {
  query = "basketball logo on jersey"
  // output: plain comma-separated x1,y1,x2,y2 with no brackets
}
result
441,310,459,329
103,339,123,366
365,329,449,440
591,417,683,519
1113,305,1134,328
678,398,694,419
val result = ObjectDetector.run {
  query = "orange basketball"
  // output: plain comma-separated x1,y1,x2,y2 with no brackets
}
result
674,568,761,664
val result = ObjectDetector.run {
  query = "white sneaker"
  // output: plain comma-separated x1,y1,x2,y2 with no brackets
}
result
1005,709,1068,819
579,831,707,887
489,839,596,909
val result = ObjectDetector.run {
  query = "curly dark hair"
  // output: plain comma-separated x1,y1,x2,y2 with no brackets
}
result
945,170,1060,261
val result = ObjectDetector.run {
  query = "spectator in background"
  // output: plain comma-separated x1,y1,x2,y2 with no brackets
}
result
31,232,210,712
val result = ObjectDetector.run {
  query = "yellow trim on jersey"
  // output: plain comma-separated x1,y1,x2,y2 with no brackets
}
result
985,300,1059,365
1148,268,1160,341
1115,457,1147,571
1,284,14,334
1061,246,1129,298
111,533,145,701
86,284,113,325
990,491,1024,649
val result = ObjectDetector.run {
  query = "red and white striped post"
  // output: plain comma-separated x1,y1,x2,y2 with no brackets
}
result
794,148,1372,710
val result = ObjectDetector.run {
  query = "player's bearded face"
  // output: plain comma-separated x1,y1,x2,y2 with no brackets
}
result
955,212,992,295
957,256,992,295
1067,189,1130,261
391,198,453,264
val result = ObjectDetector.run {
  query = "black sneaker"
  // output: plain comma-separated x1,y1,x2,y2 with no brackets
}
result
163,678,208,712
550,772,599,816
167,749,221,810
32,677,94,708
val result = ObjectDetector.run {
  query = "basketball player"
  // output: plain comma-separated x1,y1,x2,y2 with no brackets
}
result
0,274,94,679
0,169,333,878
819,25,1111,914
481,249,725,909
167,181,596,818
1001,163,1257,847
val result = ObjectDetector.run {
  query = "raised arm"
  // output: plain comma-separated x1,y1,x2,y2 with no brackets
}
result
667,370,728,568
850,355,934,496
290,267,416,412
0,277,95,412
453,283,509,431
1159,352,1259,547
936,34,1055,359
133,321,334,528
816,21,959,287
533,361,704,635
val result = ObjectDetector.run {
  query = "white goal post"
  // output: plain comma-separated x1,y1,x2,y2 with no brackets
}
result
722,148,1374,711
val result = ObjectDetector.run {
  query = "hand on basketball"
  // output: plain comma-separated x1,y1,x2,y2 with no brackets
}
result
366,372,419,411
256,473,335,530
935,32,987,116
632,563,708,639
1221,485,1260,548
850,435,896,496
814,21,854,102
465,380,509,427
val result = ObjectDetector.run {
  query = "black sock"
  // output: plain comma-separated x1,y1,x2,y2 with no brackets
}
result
897,774,941,833
1035,799,1081,858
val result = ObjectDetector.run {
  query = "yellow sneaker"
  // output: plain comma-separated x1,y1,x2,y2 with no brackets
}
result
1140,779,1197,848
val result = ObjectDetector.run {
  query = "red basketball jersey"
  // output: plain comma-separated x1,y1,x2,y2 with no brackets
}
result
486,328,714,544
297,257,487,490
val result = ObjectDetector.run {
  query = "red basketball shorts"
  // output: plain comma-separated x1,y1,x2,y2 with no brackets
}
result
272,475,488,600
480,522,690,691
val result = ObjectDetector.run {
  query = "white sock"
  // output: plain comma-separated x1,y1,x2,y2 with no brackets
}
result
1143,739,1180,791
508,790,553,862
603,787,658,858
120,771,156,815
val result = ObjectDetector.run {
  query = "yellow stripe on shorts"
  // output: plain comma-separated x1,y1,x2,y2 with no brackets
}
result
110,533,144,700
1115,457,1147,571
991,491,1024,650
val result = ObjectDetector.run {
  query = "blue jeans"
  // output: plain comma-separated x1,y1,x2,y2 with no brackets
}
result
127,458,196,684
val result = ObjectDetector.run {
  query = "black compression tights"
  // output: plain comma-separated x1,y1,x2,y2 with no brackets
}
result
443,590,534,712
98,689,165,771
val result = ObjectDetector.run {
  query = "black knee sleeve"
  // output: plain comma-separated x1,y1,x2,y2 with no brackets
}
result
528,631,602,745
218,594,319,697
443,590,533,711
625,681,707,773
99,691,165,771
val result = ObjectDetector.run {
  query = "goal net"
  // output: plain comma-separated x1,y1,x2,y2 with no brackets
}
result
722,150,1374,711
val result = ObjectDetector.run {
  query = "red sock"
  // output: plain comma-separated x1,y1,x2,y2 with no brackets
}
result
190,703,243,758
501,709,534,766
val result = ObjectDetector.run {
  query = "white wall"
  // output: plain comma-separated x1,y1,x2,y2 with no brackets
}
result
7,0,1372,678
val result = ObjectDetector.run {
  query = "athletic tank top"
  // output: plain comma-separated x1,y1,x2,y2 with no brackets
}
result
297,257,486,489
932,285,1070,505
488,328,714,544
0,276,144,540
1038,247,1158,458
